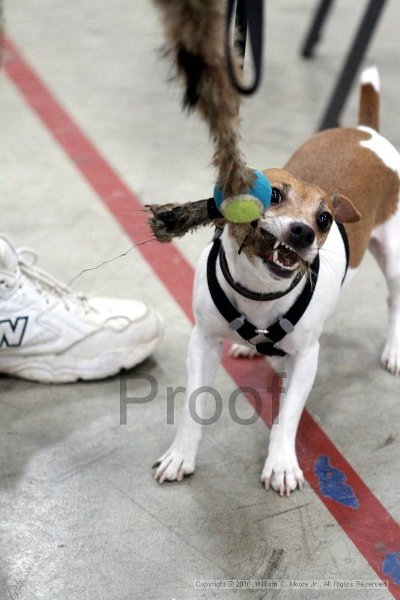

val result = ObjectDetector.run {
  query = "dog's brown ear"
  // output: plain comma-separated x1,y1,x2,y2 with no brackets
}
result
332,194,361,223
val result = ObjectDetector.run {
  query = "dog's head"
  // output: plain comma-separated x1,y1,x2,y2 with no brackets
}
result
228,168,361,281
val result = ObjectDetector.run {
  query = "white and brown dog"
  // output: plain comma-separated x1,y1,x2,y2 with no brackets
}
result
153,67,400,495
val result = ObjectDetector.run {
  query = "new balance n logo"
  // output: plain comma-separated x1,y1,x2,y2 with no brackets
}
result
0,317,29,347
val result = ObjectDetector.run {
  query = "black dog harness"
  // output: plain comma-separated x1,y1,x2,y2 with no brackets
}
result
207,224,349,357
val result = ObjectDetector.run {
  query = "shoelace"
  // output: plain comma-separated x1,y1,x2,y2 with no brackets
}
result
17,247,93,313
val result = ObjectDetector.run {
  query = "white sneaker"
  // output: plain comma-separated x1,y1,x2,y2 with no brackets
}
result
0,236,164,383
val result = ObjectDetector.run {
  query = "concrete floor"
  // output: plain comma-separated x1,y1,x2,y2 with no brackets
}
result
0,1,399,599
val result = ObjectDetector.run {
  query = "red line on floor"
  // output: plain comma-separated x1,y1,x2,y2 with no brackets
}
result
4,37,399,597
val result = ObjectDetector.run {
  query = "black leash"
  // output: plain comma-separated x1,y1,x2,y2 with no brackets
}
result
225,0,264,95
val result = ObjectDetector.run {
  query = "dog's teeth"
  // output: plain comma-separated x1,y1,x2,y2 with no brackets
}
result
275,257,298,271
273,250,279,263
274,240,280,249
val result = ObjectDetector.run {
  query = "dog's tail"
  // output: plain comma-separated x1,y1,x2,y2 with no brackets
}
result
358,65,380,132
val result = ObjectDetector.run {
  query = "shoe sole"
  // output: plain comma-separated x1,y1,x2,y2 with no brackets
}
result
0,314,164,384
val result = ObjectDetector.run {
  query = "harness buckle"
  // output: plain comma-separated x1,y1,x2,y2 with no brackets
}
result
250,331,273,345
229,315,246,331
279,317,295,334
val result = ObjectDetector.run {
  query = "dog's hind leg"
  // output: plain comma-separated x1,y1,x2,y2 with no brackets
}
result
369,204,400,375
153,326,223,482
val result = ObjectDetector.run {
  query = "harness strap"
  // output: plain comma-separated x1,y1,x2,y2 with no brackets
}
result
257,256,319,352
207,222,349,356
336,222,350,283
219,246,304,301
207,236,320,357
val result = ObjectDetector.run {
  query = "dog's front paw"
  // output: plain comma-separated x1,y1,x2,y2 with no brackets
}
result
229,343,259,359
261,448,304,497
381,334,400,375
152,446,196,484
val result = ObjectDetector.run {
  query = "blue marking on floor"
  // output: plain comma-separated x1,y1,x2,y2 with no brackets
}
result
382,552,400,585
314,455,360,509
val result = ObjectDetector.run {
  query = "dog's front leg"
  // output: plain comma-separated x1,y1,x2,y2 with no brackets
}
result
261,342,320,496
153,325,222,483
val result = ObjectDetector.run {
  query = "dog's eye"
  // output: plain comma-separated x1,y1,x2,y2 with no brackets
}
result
316,211,333,231
271,188,282,204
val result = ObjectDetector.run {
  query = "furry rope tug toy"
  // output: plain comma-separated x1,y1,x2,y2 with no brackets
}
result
149,0,270,241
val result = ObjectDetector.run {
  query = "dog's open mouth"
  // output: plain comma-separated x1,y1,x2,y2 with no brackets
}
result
261,238,303,279
232,225,311,280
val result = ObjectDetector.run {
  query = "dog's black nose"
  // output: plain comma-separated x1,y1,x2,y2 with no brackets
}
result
289,222,315,248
